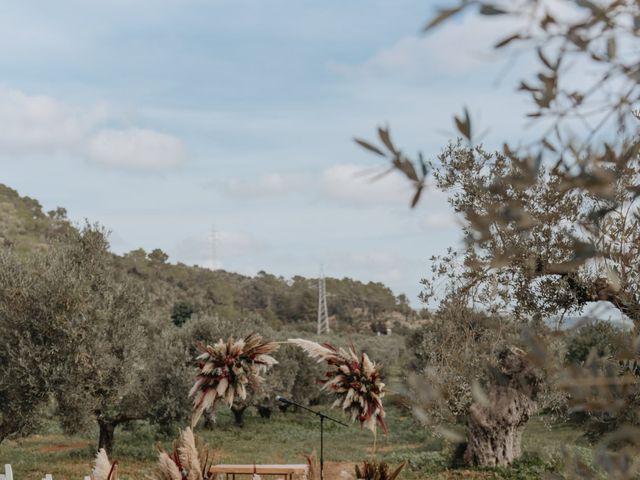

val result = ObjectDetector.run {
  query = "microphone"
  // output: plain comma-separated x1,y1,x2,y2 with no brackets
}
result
275,395,292,404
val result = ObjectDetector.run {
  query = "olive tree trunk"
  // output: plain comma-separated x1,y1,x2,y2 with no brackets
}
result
464,347,540,467
204,412,216,429
231,404,248,427
257,405,272,419
0,425,10,446
98,420,116,455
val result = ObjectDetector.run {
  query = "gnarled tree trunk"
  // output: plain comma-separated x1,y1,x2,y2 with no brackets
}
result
98,420,116,455
464,346,540,467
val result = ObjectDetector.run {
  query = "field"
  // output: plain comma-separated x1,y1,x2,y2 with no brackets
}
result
0,406,594,480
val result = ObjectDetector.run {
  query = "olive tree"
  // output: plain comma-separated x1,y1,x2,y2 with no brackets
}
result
55,320,194,453
407,305,515,423
0,244,91,443
405,302,557,466
258,343,326,416
41,226,143,454
357,0,640,469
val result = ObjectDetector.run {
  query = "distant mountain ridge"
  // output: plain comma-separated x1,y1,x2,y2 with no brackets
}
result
0,183,417,331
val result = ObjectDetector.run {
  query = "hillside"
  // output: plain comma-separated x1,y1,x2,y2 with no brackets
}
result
0,184,73,253
0,184,418,332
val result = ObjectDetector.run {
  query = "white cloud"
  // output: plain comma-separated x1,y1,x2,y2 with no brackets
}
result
320,164,409,206
0,86,189,172
0,86,106,153
222,172,311,197
85,128,187,171
423,212,458,229
217,164,412,207
346,252,407,268
330,13,519,81
217,162,455,209
169,229,263,267
329,251,418,285
215,231,263,257
331,1,587,84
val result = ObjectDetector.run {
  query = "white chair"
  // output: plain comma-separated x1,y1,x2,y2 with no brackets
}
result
41,474,53,480
1,464,13,480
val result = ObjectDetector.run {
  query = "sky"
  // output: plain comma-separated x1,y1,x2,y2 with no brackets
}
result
0,0,541,305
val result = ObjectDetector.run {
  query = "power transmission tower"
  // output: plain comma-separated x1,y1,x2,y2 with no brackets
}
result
317,268,330,334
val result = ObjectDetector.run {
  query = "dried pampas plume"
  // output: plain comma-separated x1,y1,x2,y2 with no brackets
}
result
157,452,182,480
288,338,387,434
91,449,118,480
178,428,202,480
155,427,216,480
304,450,319,480
190,333,279,427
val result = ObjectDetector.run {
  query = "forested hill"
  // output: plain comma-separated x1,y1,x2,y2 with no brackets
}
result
0,183,417,332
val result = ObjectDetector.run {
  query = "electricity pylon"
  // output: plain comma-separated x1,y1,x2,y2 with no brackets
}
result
317,269,330,335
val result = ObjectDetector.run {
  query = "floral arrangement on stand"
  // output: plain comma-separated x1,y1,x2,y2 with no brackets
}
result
288,339,387,435
189,333,279,427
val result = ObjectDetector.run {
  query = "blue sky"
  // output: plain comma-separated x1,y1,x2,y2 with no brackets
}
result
0,1,538,305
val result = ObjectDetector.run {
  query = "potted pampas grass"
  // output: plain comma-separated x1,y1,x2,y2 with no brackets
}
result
189,333,279,427
288,339,387,435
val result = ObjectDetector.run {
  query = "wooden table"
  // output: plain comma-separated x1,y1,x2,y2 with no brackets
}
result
209,464,308,479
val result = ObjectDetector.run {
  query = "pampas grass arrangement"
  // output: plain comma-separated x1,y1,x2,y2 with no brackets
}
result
288,339,387,434
189,333,279,427
89,428,215,480
355,460,405,480
155,427,216,480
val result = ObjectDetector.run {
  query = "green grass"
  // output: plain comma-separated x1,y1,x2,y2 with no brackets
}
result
0,408,593,480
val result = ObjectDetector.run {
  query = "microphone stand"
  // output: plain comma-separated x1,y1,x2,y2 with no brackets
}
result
277,396,348,480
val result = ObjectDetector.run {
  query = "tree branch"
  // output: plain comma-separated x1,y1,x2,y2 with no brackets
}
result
536,260,640,327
